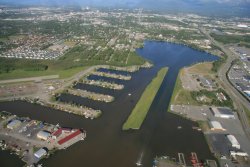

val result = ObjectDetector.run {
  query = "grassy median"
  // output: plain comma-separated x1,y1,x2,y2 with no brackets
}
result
122,67,168,130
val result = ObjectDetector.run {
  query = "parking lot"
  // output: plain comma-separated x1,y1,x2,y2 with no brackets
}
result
171,105,250,166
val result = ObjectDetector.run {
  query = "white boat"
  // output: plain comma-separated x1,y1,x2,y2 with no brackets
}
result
136,152,143,166
136,162,142,166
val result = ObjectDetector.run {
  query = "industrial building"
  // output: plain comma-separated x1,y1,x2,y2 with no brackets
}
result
34,148,47,159
211,107,235,119
209,121,225,131
52,128,62,139
37,130,51,141
58,129,82,145
230,151,248,157
7,119,21,130
227,135,240,149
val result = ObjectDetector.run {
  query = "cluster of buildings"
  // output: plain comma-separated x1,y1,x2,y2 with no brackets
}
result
171,105,250,165
0,46,63,60
0,111,86,165
0,34,69,60
208,107,249,160
36,128,86,148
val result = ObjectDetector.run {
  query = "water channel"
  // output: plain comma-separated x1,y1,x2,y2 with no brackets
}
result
0,41,219,167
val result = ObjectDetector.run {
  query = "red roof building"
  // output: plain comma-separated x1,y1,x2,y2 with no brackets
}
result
58,130,81,145
52,129,62,138
61,128,72,133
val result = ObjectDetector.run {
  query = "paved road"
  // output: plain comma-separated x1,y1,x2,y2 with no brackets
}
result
199,27,250,139
0,75,59,84
53,65,108,93
0,132,51,148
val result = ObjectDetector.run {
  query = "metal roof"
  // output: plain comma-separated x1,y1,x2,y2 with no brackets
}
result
210,121,224,130
7,120,21,129
227,135,240,147
34,148,47,159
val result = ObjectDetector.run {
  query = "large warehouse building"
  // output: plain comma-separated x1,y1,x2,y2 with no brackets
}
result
211,107,235,119
7,119,21,130
209,121,225,131
34,148,47,159
37,130,51,141
227,134,240,149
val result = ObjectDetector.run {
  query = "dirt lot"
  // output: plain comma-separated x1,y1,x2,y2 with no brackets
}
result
0,83,38,98
180,62,216,91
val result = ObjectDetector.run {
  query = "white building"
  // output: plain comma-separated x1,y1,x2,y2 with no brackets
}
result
34,148,47,159
230,151,248,157
211,107,235,119
7,120,21,130
237,24,248,28
37,131,51,141
209,121,225,131
227,135,240,149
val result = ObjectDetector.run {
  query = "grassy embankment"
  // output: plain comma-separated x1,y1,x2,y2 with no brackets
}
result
122,67,168,130
168,62,233,111
243,105,250,126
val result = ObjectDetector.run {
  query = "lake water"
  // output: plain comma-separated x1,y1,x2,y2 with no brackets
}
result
0,41,218,167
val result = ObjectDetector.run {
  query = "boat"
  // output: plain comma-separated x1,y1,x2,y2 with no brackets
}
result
136,162,142,166
136,152,143,166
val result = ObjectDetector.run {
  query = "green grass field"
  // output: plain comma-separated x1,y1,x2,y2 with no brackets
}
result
0,66,89,80
122,67,168,130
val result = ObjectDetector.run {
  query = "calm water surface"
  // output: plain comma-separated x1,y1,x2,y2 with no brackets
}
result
0,41,218,167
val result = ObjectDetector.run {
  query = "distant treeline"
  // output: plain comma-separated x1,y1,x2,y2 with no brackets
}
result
211,33,250,44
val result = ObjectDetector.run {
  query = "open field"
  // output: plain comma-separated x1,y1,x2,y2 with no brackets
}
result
122,67,168,130
188,62,214,76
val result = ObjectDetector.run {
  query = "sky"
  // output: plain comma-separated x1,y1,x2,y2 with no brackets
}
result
1,0,250,5
0,0,250,16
